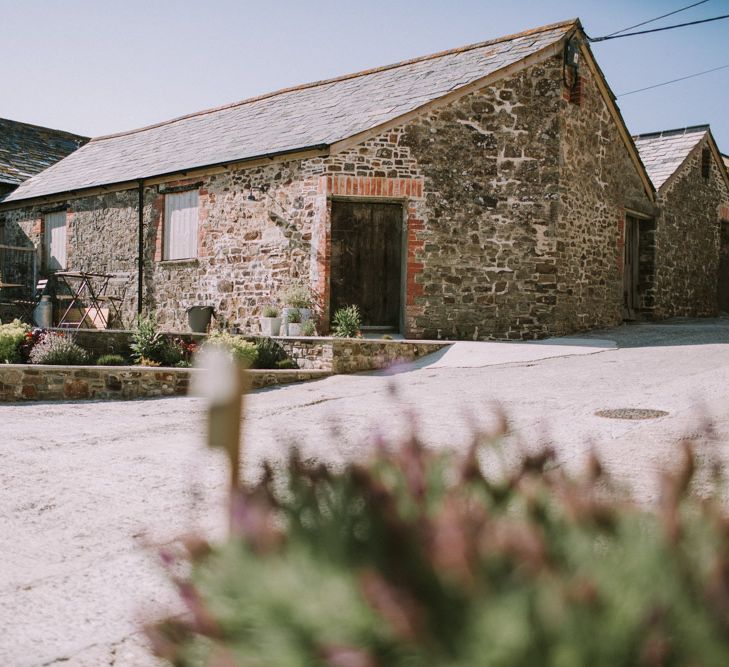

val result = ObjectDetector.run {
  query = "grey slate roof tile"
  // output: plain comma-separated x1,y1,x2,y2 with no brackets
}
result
3,20,575,204
0,119,87,186
633,126,709,190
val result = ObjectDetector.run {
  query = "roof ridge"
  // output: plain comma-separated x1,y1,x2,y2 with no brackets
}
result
90,18,578,143
633,124,710,140
0,117,88,141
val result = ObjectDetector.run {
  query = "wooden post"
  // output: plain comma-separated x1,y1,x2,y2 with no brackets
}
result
191,347,250,532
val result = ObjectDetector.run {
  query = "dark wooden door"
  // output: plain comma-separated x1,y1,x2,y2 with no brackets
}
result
330,201,403,329
719,221,729,313
623,216,640,320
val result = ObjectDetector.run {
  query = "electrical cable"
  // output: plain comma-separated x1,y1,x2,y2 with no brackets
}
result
603,0,711,37
589,12,729,41
617,63,729,96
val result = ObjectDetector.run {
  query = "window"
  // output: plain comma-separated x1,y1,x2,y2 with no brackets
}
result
701,148,711,179
45,211,67,270
164,190,199,260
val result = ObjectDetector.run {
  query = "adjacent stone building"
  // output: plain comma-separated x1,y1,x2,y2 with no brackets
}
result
634,126,729,318
0,19,661,338
0,118,87,198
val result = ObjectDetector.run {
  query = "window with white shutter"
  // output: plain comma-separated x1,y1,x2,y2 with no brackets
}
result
164,190,199,260
45,211,67,270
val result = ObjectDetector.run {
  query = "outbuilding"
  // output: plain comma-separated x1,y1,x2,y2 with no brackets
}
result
0,19,657,339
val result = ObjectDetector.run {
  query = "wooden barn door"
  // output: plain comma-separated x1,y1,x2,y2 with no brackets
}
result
330,201,403,331
719,221,729,313
623,216,640,320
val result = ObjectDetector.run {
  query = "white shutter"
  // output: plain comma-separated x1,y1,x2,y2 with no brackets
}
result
164,191,199,260
45,211,67,270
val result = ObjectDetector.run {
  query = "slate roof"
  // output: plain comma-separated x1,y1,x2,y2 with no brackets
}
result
2,19,577,204
633,126,709,190
0,118,87,187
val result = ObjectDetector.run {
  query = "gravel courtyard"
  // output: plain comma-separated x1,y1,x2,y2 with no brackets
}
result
3,318,729,666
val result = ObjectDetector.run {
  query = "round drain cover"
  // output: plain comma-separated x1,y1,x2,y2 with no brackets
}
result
595,408,668,420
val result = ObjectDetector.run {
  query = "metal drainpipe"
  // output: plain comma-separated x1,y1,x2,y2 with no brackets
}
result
137,180,144,316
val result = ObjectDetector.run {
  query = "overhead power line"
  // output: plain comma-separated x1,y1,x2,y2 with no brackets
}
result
617,63,729,97
604,0,711,37
589,12,729,42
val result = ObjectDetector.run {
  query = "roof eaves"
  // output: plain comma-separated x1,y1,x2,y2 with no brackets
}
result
0,143,332,209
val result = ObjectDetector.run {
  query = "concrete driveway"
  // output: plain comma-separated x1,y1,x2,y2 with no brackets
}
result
3,318,729,666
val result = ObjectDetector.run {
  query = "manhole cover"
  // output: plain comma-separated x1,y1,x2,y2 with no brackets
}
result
595,408,669,420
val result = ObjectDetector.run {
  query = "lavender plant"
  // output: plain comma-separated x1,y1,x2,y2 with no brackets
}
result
147,414,729,666
29,332,89,365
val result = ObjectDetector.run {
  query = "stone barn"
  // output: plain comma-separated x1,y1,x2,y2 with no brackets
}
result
633,126,729,319
0,118,87,198
0,18,657,339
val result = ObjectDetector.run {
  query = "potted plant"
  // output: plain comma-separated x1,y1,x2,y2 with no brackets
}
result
286,308,302,337
259,305,282,336
300,319,316,337
279,280,313,334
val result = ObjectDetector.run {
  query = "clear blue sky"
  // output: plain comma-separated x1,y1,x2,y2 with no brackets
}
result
2,0,728,149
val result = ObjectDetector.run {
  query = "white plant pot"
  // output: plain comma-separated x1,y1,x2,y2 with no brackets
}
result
282,307,312,335
259,317,282,336
287,322,302,337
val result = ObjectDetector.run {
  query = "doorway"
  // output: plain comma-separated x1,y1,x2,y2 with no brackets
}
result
719,220,729,313
623,215,640,320
330,200,404,332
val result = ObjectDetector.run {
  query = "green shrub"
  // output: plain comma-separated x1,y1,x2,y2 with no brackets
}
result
29,332,89,365
96,353,127,366
300,319,316,337
130,314,182,366
149,424,729,667
262,305,280,318
0,319,29,363
286,308,302,324
252,337,288,369
275,358,298,369
332,304,361,337
279,281,313,309
205,331,258,368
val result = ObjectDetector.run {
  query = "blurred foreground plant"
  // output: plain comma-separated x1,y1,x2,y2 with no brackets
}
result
148,412,729,667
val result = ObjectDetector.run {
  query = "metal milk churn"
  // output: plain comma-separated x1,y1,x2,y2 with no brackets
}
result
33,295,53,329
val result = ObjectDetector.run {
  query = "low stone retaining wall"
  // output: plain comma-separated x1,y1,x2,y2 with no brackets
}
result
0,365,329,402
1,333,449,402
275,338,449,372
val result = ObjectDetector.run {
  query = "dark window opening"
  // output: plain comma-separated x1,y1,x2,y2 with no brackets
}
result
702,148,711,179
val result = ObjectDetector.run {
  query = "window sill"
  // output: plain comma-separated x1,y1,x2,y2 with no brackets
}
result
158,258,199,267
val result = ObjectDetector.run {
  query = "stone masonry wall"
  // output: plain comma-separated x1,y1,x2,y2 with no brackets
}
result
556,55,655,334
397,56,564,340
651,142,729,318
0,191,144,327
0,364,327,402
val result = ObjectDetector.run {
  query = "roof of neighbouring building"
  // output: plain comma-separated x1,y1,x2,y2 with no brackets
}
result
0,118,88,188
633,125,710,190
2,19,580,204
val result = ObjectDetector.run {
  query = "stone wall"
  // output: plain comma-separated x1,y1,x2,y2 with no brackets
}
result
651,143,729,318
276,337,449,372
398,56,564,340
0,191,141,326
0,364,328,402
556,53,655,333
